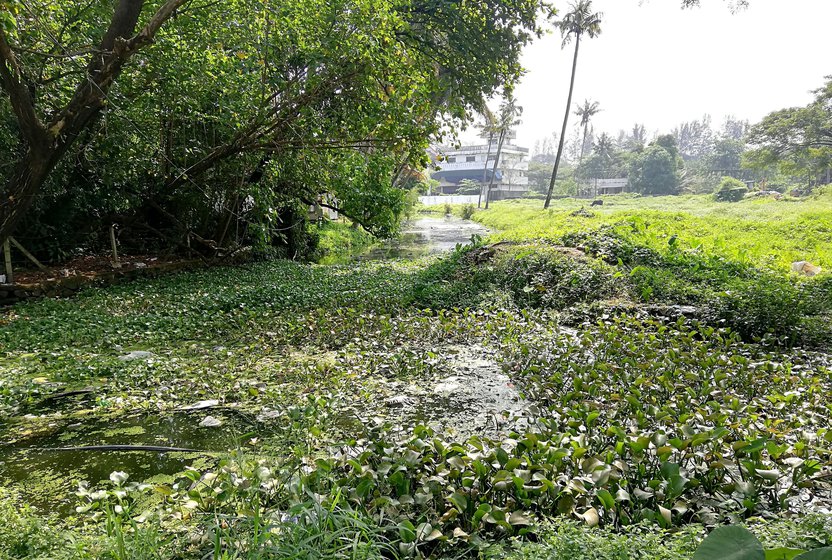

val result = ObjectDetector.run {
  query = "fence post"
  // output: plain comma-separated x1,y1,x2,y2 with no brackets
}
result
110,224,121,269
2,238,12,284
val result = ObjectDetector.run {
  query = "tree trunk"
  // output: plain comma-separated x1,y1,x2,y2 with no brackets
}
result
0,0,187,244
485,129,507,209
479,132,495,208
579,122,589,164
544,34,581,209
0,149,55,244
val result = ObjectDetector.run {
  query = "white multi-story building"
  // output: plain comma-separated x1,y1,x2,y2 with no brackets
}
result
431,131,529,200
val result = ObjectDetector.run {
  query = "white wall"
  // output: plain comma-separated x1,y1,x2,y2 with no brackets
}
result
419,195,480,206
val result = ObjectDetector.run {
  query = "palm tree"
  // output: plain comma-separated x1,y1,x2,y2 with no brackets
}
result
628,123,647,151
477,104,500,208
592,132,616,196
483,96,522,209
544,1,603,208
575,99,601,163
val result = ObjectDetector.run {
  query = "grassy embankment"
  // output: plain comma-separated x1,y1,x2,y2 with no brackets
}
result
474,194,832,270
0,192,831,559
421,193,832,346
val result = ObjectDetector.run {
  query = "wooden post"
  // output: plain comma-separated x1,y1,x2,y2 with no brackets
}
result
2,238,12,284
109,224,121,269
9,237,46,270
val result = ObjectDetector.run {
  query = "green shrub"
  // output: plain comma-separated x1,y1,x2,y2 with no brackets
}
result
313,221,375,261
714,176,749,202
412,242,621,310
498,246,620,308
460,203,476,220
456,179,482,195
410,243,502,309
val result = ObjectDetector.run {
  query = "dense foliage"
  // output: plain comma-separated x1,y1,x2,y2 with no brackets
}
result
745,77,832,184
714,176,748,202
0,0,548,260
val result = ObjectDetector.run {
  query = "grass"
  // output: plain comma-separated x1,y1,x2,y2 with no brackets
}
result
472,192,832,270
434,193,832,346
313,220,378,263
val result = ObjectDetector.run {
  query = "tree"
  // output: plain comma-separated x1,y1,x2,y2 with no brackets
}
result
672,115,714,161
681,0,749,10
722,115,750,141
576,132,619,195
744,76,832,185
527,161,553,193
707,138,746,171
629,144,680,195
484,95,522,209
0,0,551,256
575,99,601,163
0,0,189,245
543,0,602,208
531,134,556,164
655,134,682,163
477,103,500,208
627,123,648,152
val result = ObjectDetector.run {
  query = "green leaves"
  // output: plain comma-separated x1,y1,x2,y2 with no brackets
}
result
693,525,832,560
694,526,765,560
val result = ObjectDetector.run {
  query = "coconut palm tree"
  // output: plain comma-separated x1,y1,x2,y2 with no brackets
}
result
477,104,500,208
575,99,601,163
544,1,603,208
483,96,523,208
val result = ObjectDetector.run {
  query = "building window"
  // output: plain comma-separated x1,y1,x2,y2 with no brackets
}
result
487,155,497,162
466,156,476,162
447,157,456,163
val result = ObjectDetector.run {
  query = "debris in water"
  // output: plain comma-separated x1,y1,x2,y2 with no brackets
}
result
199,416,222,428
180,399,219,411
118,350,154,361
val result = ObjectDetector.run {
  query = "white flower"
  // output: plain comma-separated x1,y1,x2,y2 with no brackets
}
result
110,471,129,485
255,466,272,481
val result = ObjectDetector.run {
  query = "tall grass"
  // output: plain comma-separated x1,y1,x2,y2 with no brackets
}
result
474,193,832,270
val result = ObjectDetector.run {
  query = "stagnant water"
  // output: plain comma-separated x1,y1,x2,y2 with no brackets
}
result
0,214,511,515
356,214,490,260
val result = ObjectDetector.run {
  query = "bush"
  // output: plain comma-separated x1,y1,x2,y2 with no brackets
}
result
714,176,748,202
456,179,482,195
460,203,476,220
444,202,453,215
411,242,621,310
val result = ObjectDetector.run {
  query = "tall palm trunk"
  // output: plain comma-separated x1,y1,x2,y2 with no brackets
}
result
485,129,507,209
478,132,495,208
579,122,589,164
544,34,581,209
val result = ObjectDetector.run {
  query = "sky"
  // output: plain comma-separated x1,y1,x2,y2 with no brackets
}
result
472,0,831,150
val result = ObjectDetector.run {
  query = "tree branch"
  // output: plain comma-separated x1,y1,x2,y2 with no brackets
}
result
47,0,189,142
0,28,46,146
306,198,378,235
